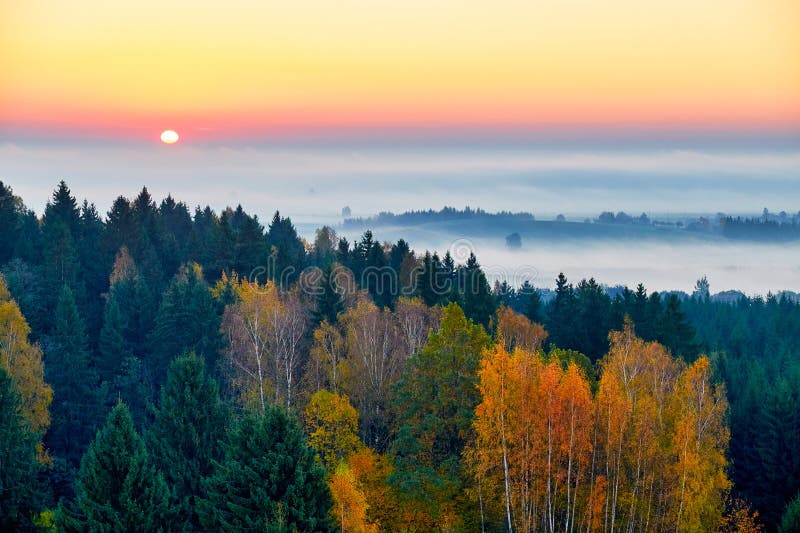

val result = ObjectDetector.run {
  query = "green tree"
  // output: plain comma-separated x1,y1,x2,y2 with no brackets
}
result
45,285,100,466
522,280,543,324
76,201,110,341
0,367,45,531
97,294,132,385
57,402,172,532
390,302,491,529
458,253,496,327
148,263,221,383
573,277,612,361
0,181,26,265
146,353,228,530
198,405,333,532
782,492,800,533
416,251,444,307
266,211,306,286
41,182,84,322
658,293,699,360
229,204,268,277
546,272,576,349
313,262,344,325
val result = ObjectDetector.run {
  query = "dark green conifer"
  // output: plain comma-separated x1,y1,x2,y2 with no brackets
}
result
146,353,228,530
58,403,172,532
45,285,100,466
198,405,332,532
0,367,45,531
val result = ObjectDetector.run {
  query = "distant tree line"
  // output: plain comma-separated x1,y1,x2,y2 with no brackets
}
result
343,206,535,228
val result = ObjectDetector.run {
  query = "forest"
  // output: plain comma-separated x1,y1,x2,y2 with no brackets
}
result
1,180,799,532
341,206,800,244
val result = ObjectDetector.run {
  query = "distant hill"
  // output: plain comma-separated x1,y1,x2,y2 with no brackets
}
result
341,206,800,243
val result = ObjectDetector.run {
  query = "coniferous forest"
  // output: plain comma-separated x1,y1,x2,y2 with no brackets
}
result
1,180,799,532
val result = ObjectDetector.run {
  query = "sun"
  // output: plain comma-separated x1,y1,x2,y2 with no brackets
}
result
160,130,179,144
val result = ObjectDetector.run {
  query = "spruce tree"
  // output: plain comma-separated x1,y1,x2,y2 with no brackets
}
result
97,295,132,385
314,262,344,325
146,353,228,529
0,367,44,531
782,492,800,533
574,277,612,361
41,182,83,321
546,272,576,349
458,253,496,327
231,205,267,277
198,405,332,532
266,211,306,286
45,285,100,466
416,251,440,307
522,280,543,324
658,293,699,361
148,263,221,383
0,181,24,265
76,201,110,342
58,403,172,532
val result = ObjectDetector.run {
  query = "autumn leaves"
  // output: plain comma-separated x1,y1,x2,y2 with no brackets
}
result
471,320,729,532
207,273,731,532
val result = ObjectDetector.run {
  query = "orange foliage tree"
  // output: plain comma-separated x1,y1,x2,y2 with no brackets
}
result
471,319,731,533
493,305,548,353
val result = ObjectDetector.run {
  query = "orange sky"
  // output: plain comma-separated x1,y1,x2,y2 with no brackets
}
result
1,0,799,141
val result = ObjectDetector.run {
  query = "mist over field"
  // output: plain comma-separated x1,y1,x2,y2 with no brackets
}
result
3,140,798,295
338,230,799,295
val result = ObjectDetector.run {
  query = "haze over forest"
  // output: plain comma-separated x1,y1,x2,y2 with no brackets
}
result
4,140,799,295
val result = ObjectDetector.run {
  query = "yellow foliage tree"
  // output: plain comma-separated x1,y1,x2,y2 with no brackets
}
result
305,389,363,472
0,275,51,436
672,356,730,532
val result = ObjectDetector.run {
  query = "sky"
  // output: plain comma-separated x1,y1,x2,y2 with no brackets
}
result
1,1,798,293
1,0,799,142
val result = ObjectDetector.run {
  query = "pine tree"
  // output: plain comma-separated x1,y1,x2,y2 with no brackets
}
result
146,353,228,530
416,251,442,307
459,253,496,327
781,492,800,533
0,367,45,531
41,222,80,320
658,293,699,361
45,285,100,466
76,201,110,342
574,277,612,361
0,181,25,265
57,402,172,532
522,280,543,324
546,272,576,349
231,205,267,277
41,182,83,321
97,294,132,385
266,211,306,286
43,181,81,236
159,194,193,278
198,405,333,532
149,263,221,384
314,262,344,325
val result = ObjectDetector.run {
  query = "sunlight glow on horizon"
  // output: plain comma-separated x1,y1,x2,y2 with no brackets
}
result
1,0,798,142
